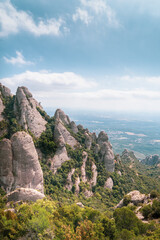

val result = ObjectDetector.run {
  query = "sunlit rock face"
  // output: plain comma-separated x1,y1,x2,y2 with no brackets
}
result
0,131,44,194
6,188,45,202
97,131,115,172
14,86,47,138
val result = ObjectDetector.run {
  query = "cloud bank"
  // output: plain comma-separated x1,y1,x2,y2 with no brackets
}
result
1,71,160,112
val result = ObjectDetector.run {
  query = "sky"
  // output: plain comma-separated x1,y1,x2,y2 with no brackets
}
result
1,0,160,114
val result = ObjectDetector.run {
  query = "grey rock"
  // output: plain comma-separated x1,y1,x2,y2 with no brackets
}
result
116,190,147,208
0,97,5,121
77,124,84,131
91,132,97,142
93,144,100,154
121,149,137,164
0,131,44,193
75,176,80,195
76,202,84,208
97,131,115,172
141,155,160,166
81,151,88,183
97,131,109,145
50,145,70,174
84,132,92,150
117,171,122,176
6,188,45,202
104,177,113,190
54,120,78,148
0,139,14,193
70,121,78,134
14,87,47,137
83,189,93,198
89,162,97,187
65,168,75,191
0,83,12,98
99,142,115,172
54,109,70,125
11,131,44,193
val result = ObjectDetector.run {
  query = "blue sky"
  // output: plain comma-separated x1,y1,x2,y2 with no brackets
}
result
1,0,160,113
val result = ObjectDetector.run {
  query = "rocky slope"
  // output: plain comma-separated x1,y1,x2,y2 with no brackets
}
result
0,84,116,201
1,84,160,204
14,86,47,138
141,154,160,166
0,131,44,193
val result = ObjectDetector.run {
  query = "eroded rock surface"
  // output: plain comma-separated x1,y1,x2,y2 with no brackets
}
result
0,83,12,98
54,109,70,125
70,121,78,134
84,132,92,150
0,139,14,192
97,131,115,172
0,97,5,121
0,131,44,194
116,190,148,208
6,188,45,202
104,177,113,190
142,155,160,166
89,162,97,187
14,87,47,137
81,152,88,183
54,121,78,148
65,168,75,191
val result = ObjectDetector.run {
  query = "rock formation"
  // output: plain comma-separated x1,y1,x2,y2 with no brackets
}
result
14,87,47,138
97,131,115,172
0,83,12,98
0,131,44,194
6,188,45,202
141,155,160,166
65,169,75,191
54,120,78,148
0,97,5,121
50,144,70,174
116,190,148,208
89,162,97,187
121,149,137,164
84,132,92,150
104,177,113,190
0,139,14,192
70,121,78,134
81,152,88,183
54,109,70,125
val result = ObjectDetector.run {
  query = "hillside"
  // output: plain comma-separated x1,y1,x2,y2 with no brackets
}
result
0,84,160,239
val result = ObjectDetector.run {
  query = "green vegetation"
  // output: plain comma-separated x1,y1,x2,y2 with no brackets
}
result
1,96,22,138
141,198,160,219
0,197,160,240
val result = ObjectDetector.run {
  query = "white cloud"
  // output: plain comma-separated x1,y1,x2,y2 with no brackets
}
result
0,71,96,92
4,51,33,65
73,8,92,25
1,72,160,112
0,0,65,37
73,0,120,27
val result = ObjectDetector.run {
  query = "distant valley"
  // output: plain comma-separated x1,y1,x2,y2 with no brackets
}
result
47,109,160,158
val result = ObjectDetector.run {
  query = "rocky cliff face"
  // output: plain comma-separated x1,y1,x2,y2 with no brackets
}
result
0,131,44,194
0,84,116,201
97,131,115,172
0,83,12,125
141,154,160,166
14,87,47,138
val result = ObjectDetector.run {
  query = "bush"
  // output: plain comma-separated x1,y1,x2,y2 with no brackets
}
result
123,195,131,206
150,190,159,199
141,204,152,219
